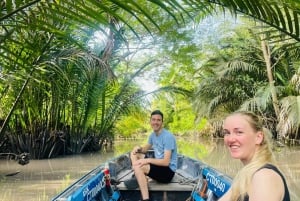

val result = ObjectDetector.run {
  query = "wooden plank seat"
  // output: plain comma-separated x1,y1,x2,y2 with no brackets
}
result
116,170,195,192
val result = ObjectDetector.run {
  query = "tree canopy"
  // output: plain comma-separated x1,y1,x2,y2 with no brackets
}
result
1,0,300,158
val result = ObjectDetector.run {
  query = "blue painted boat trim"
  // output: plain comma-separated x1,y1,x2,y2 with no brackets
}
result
109,191,121,201
52,167,113,201
202,168,231,198
192,191,206,201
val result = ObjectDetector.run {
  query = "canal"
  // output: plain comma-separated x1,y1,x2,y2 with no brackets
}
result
0,138,299,201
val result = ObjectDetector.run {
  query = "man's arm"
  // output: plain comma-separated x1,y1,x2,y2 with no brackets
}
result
132,144,152,154
146,150,171,167
140,144,152,153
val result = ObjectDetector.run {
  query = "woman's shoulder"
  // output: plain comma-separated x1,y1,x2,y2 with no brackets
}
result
253,164,290,201
255,164,286,181
254,166,282,179
254,164,283,181
250,166,285,200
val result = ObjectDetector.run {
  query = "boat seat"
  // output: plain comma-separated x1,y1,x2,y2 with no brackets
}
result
116,170,195,192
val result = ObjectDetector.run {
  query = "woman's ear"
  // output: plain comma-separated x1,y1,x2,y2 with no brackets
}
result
255,131,264,145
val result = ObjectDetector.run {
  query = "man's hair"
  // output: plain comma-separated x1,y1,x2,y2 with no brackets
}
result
151,110,164,121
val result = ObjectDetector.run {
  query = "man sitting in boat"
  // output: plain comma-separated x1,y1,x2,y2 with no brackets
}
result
125,110,178,201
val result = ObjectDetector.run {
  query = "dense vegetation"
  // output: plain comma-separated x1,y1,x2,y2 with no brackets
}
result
1,0,300,159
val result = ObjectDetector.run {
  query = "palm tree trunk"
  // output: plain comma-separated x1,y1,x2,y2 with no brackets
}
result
0,69,34,138
260,36,280,118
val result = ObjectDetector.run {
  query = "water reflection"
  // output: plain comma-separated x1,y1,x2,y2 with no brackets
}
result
0,138,299,201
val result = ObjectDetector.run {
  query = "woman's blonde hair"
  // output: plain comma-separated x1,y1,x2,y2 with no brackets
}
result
226,111,275,201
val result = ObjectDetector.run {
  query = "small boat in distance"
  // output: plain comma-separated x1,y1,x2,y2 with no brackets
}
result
51,151,232,201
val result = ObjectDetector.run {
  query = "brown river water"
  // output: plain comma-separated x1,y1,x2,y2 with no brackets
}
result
0,138,299,201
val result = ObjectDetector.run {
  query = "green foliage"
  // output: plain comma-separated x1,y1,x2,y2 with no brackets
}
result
177,138,209,160
0,0,300,158
191,17,300,139
167,102,206,135
114,111,149,137
114,139,147,155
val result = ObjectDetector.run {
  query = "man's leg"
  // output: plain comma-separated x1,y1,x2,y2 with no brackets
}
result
130,152,150,200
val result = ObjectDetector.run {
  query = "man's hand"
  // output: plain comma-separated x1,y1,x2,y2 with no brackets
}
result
132,145,142,155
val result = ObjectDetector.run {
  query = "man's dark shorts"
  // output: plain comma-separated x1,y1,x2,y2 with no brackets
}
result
147,164,175,183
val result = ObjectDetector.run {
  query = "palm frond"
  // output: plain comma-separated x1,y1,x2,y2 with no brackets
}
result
219,61,265,78
277,96,300,139
209,0,300,41
290,68,300,93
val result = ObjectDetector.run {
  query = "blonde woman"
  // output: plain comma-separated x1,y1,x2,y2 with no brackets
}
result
219,111,290,201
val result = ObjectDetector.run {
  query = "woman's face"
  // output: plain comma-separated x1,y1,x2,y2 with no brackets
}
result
223,114,263,165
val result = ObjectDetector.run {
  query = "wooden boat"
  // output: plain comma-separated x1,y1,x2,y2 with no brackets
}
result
51,151,232,201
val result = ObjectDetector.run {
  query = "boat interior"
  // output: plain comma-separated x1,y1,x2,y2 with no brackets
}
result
51,151,232,201
108,152,226,201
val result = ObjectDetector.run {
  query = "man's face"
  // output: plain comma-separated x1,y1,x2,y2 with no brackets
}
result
150,114,163,133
